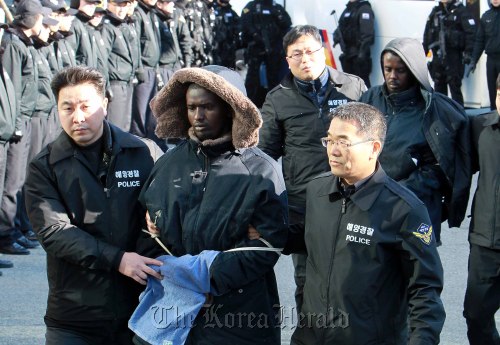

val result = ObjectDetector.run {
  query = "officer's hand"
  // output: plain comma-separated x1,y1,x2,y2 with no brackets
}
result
462,52,472,65
135,69,146,83
145,211,159,236
118,252,163,285
9,130,22,144
248,224,260,240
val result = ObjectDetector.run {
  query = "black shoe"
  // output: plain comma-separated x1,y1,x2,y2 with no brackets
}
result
16,235,40,249
0,243,30,255
0,259,13,268
24,230,38,241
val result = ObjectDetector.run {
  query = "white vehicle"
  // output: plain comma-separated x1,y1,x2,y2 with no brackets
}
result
232,0,491,108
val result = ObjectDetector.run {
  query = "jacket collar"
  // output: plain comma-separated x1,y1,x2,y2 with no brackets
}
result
317,166,387,212
481,110,500,127
49,121,144,165
281,66,350,90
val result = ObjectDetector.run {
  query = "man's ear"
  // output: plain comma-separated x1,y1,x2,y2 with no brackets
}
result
371,140,382,160
102,97,109,115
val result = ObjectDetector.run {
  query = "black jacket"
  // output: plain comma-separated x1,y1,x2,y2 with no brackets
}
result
54,31,77,69
0,65,16,143
333,0,375,58
68,12,98,68
156,9,193,68
290,168,445,345
134,2,161,68
259,66,366,208
360,38,471,229
469,111,500,249
471,5,500,63
32,40,56,116
101,13,138,83
1,26,38,126
25,122,157,321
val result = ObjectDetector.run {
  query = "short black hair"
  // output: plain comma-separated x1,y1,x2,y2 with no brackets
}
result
282,25,322,55
51,66,106,102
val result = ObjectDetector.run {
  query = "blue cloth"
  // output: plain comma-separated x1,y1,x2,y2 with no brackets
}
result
128,250,220,345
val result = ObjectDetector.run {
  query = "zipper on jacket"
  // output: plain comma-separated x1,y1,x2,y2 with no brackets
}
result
321,198,345,343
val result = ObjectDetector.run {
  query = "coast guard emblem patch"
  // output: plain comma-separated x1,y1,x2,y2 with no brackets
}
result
413,223,433,245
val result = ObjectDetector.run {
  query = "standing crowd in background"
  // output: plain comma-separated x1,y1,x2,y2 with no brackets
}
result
0,0,499,344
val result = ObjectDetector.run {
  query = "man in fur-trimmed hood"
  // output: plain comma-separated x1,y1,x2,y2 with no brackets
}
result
136,65,289,345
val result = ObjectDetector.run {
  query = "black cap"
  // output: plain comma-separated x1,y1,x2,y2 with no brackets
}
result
42,13,59,26
16,0,52,16
41,0,78,14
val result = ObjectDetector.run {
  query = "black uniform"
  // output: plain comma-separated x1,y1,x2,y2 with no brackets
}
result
101,11,139,132
463,111,500,345
181,0,213,66
68,11,98,67
288,168,445,344
156,7,192,70
240,0,291,108
212,1,240,68
423,0,477,106
0,25,37,253
54,30,77,68
471,4,500,110
333,0,375,87
130,1,163,148
24,122,158,344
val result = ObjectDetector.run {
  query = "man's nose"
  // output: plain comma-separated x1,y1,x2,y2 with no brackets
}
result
193,107,204,120
73,108,86,123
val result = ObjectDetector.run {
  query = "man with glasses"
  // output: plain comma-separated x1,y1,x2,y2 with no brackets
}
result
360,37,471,245
258,24,366,312
286,102,445,345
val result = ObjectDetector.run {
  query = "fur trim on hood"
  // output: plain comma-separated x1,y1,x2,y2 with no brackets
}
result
381,37,433,92
150,65,262,149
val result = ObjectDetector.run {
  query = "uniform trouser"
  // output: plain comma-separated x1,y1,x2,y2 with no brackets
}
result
290,208,306,313
17,110,59,235
0,118,31,246
430,51,464,106
107,81,134,132
0,142,8,210
486,55,500,110
463,243,500,345
245,55,283,108
45,319,134,345
340,55,372,88
131,67,157,139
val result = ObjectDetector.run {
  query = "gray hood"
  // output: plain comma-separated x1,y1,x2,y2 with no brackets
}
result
381,37,432,92
150,65,262,149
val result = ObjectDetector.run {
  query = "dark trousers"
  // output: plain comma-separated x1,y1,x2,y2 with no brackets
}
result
45,319,134,345
430,50,464,106
463,244,500,345
0,142,8,204
289,208,306,313
107,81,134,132
245,55,283,108
486,55,500,110
0,118,31,246
131,67,157,139
340,55,372,88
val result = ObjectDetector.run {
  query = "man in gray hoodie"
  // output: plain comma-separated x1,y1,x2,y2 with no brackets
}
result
360,37,472,244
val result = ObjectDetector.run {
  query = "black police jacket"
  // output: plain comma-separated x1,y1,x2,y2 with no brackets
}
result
470,111,500,249
24,122,157,321
68,12,98,68
139,138,288,344
259,66,366,208
1,26,38,126
0,65,16,143
289,168,445,345
134,2,161,68
472,5,500,63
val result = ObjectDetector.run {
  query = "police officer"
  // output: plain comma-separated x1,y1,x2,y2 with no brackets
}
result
101,0,139,132
130,0,164,148
212,0,240,68
468,0,500,110
50,6,77,69
68,0,100,67
240,0,291,108
286,102,445,344
0,0,46,255
333,0,375,87
180,0,212,66
0,55,17,271
259,25,366,312
423,0,477,106
87,6,108,80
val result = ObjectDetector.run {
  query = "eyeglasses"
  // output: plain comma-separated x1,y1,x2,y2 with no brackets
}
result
287,46,323,61
321,137,373,149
